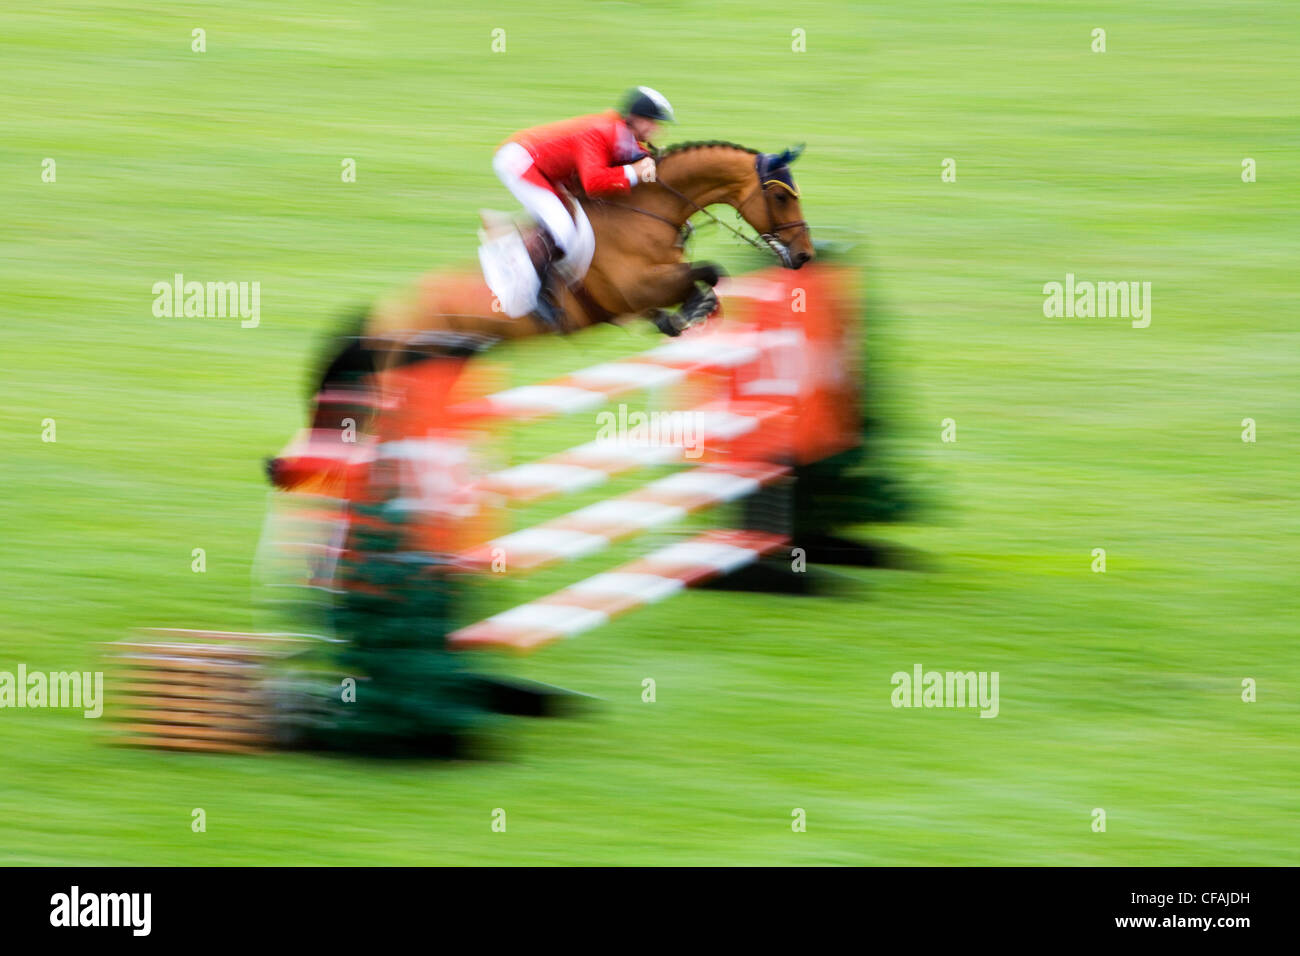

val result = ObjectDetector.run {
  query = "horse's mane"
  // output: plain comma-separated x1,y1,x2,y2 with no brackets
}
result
656,140,760,159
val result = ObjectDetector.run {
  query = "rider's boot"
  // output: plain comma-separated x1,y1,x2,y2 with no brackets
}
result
527,230,568,334
533,267,566,333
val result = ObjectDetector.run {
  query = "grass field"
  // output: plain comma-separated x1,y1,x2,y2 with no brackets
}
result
1,1,1296,865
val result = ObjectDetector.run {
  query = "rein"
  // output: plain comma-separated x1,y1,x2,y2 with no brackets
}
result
652,177,775,257
587,196,685,234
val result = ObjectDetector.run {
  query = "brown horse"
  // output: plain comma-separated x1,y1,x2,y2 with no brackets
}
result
362,141,814,349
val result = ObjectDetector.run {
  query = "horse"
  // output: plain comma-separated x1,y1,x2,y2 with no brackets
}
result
287,140,816,479
272,142,814,497
358,141,814,352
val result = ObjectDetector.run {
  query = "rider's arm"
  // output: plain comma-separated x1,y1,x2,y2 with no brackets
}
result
574,126,635,196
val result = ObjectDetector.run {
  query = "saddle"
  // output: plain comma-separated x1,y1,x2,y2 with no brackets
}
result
476,210,713,336
477,212,611,328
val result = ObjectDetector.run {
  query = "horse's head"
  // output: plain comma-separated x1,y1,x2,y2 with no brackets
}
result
646,141,815,269
745,145,814,269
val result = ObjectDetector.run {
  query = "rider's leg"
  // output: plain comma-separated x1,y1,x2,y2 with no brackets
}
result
493,144,577,250
493,144,578,330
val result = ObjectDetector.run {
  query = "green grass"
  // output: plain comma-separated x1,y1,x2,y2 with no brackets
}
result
1,0,1296,865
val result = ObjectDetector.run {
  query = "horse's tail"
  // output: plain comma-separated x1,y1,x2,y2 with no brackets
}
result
266,307,379,491
309,306,376,400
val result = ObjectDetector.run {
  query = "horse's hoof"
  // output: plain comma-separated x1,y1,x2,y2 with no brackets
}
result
649,309,683,337
680,287,719,326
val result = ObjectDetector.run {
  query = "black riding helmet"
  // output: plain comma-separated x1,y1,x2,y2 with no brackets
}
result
619,86,675,123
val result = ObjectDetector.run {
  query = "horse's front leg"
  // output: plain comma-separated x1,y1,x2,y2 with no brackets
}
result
620,260,726,336
686,261,725,288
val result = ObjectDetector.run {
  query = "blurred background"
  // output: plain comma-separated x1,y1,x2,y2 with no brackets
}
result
1,1,1296,864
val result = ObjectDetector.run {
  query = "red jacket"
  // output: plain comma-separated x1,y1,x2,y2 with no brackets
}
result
509,110,646,196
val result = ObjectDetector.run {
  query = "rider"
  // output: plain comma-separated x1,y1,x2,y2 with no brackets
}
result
492,86,675,330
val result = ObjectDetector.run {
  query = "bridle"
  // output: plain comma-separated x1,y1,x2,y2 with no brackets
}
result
734,174,810,267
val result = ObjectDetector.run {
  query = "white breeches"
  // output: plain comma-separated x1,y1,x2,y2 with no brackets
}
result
492,142,595,282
